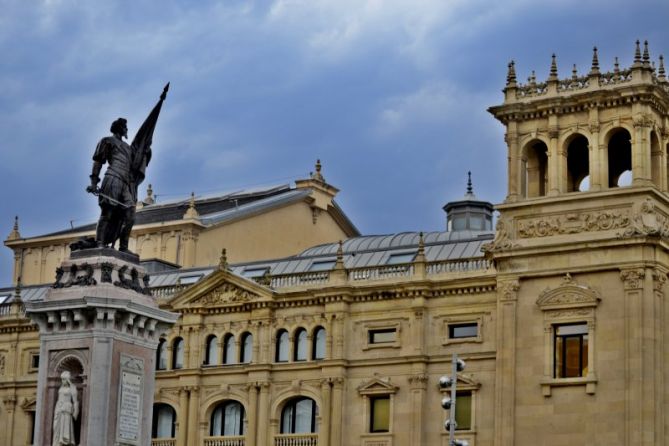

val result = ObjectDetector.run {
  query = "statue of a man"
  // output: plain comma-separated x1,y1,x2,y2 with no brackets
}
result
86,84,169,253
52,371,79,446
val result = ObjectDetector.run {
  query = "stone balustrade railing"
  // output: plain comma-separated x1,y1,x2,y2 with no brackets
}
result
269,271,330,288
274,433,318,446
426,258,493,275
151,284,188,300
349,264,414,281
203,436,246,446
0,303,12,317
151,439,176,446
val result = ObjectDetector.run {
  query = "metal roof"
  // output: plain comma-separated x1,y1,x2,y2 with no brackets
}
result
0,230,493,302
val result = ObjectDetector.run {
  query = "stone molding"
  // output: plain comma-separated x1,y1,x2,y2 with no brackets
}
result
536,274,601,310
620,268,646,290
499,280,520,302
518,209,631,238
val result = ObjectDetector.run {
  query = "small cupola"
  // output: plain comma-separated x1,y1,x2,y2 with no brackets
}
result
443,172,494,231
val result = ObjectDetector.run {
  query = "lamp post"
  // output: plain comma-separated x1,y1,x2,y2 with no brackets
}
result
439,353,468,446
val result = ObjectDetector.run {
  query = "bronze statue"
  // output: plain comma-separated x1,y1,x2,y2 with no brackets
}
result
86,84,169,253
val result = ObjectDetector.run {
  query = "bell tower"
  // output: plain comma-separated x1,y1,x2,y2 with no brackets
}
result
486,42,669,446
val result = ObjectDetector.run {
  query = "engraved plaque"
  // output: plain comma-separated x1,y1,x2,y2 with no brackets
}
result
117,355,144,444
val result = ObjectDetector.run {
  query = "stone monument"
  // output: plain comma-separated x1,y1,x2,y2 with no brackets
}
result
25,86,179,446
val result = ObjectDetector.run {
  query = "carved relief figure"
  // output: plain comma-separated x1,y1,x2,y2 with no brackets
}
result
52,371,79,446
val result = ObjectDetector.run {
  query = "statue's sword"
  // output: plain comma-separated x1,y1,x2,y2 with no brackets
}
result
88,189,133,209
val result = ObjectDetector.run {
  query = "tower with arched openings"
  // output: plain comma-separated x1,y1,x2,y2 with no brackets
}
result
486,42,669,446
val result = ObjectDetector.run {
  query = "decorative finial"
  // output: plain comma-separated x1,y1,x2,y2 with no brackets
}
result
590,46,600,74
337,240,343,260
643,40,650,65
548,54,558,80
466,171,473,195
634,40,642,64
311,159,325,182
506,60,516,85
659,55,666,80
183,192,200,219
418,231,425,253
219,248,228,270
528,70,536,86
144,184,155,205
571,64,578,81
6,215,20,241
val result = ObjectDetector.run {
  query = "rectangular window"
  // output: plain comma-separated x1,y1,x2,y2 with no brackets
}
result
449,322,478,339
178,274,203,285
369,328,396,344
554,323,588,378
30,353,39,369
0,293,11,304
455,391,472,430
370,396,390,432
386,252,416,265
242,267,269,278
309,260,336,272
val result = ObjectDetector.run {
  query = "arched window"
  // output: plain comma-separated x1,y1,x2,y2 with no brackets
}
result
156,338,167,371
608,128,632,187
210,401,246,436
276,330,289,362
281,397,318,434
312,327,325,360
204,335,218,365
152,403,176,438
567,135,590,192
523,141,548,197
223,334,237,365
172,337,184,369
294,328,308,361
240,332,253,363
651,130,661,187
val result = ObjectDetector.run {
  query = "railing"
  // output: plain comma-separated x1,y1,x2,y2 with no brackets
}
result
274,433,318,446
270,272,330,288
426,258,493,275
151,439,176,446
203,436,245,446
151,284,188,300
0,303,12,317
349,264,414,281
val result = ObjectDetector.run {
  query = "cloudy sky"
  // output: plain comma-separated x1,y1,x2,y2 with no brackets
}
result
1,0,668,285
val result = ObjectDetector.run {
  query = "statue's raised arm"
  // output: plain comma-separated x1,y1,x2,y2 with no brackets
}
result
84,84,169,254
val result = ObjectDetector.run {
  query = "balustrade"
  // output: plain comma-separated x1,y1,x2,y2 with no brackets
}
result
203,436,246,446
274,433,318,446
151,439,176,446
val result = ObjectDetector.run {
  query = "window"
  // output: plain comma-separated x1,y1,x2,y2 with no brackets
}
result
454,391,472,430
152,404,176,438
309,260,336,272
386,252,416,265
281,397,318,434
29,411,36,445
172,338,184,369
240,332,253,363
312,327,325,360
449,323,478,339
204,335,218,365
156,339,167,370
370,396,390,433
210,401,246,436
276,330,289,362
223,334,236,365
294,328,308,361
177,274,203,285
369,328,396,344
30,353,40,370
554,323,588,378
242,267,269,278
0,293,11,304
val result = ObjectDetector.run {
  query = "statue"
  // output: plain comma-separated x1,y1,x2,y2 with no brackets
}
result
86,84,169,253
52,371,79,446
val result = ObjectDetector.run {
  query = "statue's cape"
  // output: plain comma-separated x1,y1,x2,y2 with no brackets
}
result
131,84,168,187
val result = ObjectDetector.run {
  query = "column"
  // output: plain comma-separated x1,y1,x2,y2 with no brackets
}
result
177,389,189,446
494,279,519,446
548,128,560,195
257,382,270,446
632,115,651,185
319,379,332,446
505,130,520,201
333,314,344,359
247,384,258,446
408,373,428,445
589,123,602,191
330,378,344,446
2,395,16,445
187,386,200,446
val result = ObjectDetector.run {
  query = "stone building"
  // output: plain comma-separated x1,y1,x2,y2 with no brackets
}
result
2,42,669,446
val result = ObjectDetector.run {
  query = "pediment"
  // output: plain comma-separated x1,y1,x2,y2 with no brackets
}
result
455,373,481,389
358,377,398,395
536,274,601,310
169,268,273,309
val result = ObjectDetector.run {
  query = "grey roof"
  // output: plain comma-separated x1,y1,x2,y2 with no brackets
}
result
0,230,493,303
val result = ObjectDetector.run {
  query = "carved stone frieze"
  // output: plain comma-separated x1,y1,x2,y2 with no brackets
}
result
617,199,669,239
194,283,257,306
620,268,645,290
536,274,601,310
499,280,520,301
632,113,654,129
518,209,630,238
482,218,518,252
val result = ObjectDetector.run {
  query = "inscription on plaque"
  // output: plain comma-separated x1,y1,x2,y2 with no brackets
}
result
117,354,144,444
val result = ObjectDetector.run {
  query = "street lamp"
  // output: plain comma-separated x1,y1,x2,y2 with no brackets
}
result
439,353,468,446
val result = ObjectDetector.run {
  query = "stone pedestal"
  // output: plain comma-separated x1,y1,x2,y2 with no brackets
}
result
25,248,179,446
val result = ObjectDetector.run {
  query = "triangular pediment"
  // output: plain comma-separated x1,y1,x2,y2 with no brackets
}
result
357,377,399,395
169,268,274,309
536,274,601,310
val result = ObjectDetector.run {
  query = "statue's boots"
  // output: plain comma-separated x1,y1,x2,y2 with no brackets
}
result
118,207,136,253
